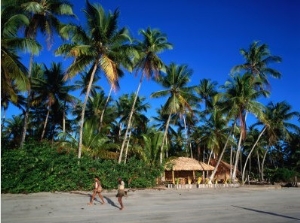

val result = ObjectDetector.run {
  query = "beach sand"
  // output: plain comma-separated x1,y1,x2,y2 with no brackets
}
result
1,186,300,223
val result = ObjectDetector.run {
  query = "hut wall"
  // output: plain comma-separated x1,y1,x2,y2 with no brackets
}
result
165,171,173,182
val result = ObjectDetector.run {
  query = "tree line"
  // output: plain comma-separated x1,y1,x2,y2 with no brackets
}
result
2,0,300,185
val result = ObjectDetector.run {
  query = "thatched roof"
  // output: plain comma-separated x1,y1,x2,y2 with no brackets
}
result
165,157,215,171
209,159,240,175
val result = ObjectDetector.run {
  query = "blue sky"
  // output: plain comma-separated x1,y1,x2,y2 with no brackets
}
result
4,0,300,125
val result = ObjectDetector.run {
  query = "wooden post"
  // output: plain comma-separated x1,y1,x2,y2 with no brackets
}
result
172,170,175,184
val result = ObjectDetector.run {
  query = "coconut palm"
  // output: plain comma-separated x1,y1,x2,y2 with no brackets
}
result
152,106,177,158
231,41,282,91
195,78,218,112
1,115,24,148
56,1,133,158
31,62,75,140
254,101,300,181
118,28,172,163
74,71,102,97
1,2,40,114
17,0,75,148
220,73,268,181
140,127,164,167
151,63,195,163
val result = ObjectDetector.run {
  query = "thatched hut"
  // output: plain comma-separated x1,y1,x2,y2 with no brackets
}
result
165,157,215,184
209,159,240,182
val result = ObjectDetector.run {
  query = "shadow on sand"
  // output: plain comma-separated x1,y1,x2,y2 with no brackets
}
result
70,191,120,209
232,205,300,221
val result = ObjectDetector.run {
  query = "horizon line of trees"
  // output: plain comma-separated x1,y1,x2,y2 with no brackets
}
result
2,0,300,185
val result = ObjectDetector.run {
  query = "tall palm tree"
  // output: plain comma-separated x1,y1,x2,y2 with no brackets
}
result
56,1,133,158
74,71,102,97
152,106,177,158
31,62,75,140
1,2,40,115
151,63,195,164
221,73,268,181
18,0,75,148
195,78,218,112
231,41,282,91
118,28,172,163
255,101,300,181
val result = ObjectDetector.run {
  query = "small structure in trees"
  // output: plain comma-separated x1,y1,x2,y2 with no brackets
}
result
209,159,240,182
165,157,215,184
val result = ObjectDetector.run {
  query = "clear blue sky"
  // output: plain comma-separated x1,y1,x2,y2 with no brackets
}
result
5,0,300,125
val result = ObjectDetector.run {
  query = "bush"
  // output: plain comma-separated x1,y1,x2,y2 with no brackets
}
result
270,168,299,183
1,142,163,193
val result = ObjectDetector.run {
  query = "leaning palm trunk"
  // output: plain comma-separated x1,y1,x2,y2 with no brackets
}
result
41,106,50,140
20,54,34,148
78,63,98,159
232,112,248,181
241,127,266,184
99,86,113,132
261,147,269,181
257,150,262,179
160,114,172,164
124,129,132,163
119,74,144,163
209,124,235,182
232,131,243,181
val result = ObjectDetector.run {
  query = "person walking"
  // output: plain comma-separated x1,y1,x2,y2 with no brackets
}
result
116,177,125,210
88,177,105,205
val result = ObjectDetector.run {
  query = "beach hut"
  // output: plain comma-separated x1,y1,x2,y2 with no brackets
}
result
165,157,215,184
209,159,240,182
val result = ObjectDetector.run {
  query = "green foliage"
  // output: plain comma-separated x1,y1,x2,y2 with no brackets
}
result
267,168,299,183
1,142,163,193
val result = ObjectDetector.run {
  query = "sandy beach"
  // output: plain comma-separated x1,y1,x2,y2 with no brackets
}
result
1,186,300,223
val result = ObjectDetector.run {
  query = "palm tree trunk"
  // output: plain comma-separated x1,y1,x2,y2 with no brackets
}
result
241,127,266,184
78,63,98,159
261,147,269,182
62,102,66,133
41,106,50,140
20,54,34,148
232,131,243,181
118,74,144,164
160,114,172,164
209,124,235,182
256,150,261,180
230,145,233,179
232,112,248,181
124,129,132,164
99,86,112,132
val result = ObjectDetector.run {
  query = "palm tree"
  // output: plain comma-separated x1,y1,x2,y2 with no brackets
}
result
255,101,300,181
195,78,218,112
31,62,75,140
1,2,40,115
1,115,24,148
74,71,102,97
220,73,268,181
56,1,133,158
152,106,177,158
231,41,282,91
141,127,164,167
241,125,267,184
18,0,75,148
151,63,195,164
118,28,173,163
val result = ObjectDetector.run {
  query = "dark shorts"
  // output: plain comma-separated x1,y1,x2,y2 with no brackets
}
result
116,190,125,197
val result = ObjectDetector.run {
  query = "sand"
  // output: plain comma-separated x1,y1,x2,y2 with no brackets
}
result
1,185,300,223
